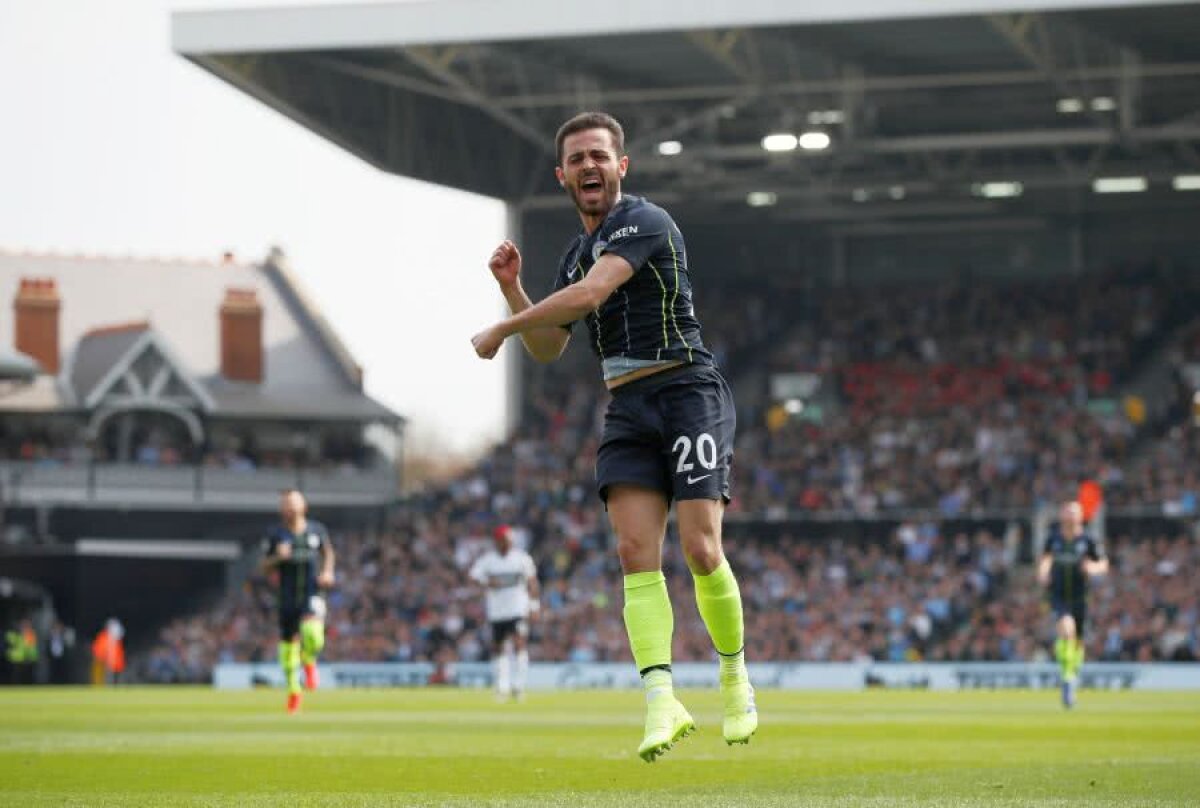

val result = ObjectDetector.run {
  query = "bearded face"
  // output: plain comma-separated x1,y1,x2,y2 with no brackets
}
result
557,128,627,219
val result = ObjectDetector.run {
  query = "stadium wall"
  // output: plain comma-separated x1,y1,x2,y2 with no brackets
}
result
214,662,1200,691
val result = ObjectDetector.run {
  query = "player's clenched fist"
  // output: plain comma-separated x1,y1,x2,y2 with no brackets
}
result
488,240,522,287
472,325,506,359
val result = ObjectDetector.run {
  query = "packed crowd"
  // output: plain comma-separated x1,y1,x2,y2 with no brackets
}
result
768,270,1165,404
751,269,1185,514
1117,315,1200,517
139,507,1199,682
1088,531,1199,662
525,268,1198,518
138,268,1200,680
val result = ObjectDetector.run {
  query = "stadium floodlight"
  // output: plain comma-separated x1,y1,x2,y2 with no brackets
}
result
1091,96,1117,112
657,140,683,156
1093,176,1148,193
798,131,832,151
1056,97,1084,113
851,188,870,203
1173,175,1200,191
746,191,779,207
761,133,799,152
971,181,1024,199
806,109,845,125
889,185,906,200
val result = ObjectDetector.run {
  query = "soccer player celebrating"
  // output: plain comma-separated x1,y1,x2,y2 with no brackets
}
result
471,112,756,760
262,489,335,714
469,525,540,701
1037,500,1108,708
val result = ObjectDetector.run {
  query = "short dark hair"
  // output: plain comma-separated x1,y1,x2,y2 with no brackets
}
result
555,112,625,165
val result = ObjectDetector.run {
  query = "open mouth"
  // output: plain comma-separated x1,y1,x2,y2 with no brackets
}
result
579,176,603,196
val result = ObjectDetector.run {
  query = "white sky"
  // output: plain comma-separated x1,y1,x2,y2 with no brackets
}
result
0,0,510,455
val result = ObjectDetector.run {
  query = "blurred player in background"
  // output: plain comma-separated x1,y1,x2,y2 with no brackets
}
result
262,489,335,714
5,618,38,685
1037,500,1108,708
470,525,540,701
471,111,755,760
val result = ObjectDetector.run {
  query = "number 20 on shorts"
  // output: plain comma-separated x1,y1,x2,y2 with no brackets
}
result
672,433,717,474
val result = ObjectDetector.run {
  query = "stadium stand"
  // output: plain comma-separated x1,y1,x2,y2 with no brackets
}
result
140,518,1199,683
139,266,1200,682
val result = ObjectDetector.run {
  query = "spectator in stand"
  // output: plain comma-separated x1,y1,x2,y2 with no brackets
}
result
91,618,125,686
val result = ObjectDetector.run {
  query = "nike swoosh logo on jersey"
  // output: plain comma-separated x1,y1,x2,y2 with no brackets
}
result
686,474,712,484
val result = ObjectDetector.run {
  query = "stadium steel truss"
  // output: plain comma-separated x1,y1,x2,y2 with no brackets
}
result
174,0,1200,224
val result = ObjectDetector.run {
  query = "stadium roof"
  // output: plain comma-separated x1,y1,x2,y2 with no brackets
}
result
174,0,1200,224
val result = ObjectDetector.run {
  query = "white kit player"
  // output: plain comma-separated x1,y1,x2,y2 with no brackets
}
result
469,525,540,701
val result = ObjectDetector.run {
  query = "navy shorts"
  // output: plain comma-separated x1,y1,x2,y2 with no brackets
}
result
279,608,305,639
278,596,324,639
596,363,736,504
1050,598,1087,638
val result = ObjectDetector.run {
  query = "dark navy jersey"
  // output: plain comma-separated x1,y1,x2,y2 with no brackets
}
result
1042,529,1104,602
552,194,713,368
263,520,330,612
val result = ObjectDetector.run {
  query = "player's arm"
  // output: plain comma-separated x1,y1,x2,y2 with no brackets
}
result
501,283,570,362
1036,552,1052,586
1083,539,1109,577
317,531,336,588
485,240,569,363
472,255,634,360
468,558,491,591
260,536,289,572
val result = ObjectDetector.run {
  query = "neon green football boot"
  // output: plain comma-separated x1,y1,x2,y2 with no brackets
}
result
721,662,758,745
638,689,696,762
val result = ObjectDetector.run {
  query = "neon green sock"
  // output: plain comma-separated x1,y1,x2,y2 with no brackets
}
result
623,571,673,673
278,640,301,695
300,620,325,666
692,559,745,660
1054,638,1071,678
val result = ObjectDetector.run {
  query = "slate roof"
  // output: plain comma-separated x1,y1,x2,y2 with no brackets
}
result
0,250,402,424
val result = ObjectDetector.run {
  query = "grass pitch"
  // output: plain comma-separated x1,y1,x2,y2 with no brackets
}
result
1,687,1198,807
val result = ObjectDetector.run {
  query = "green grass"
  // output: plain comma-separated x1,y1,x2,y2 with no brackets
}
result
1,687,1198,806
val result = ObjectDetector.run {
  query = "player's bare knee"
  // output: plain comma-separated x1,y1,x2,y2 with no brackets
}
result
676,499,725,574
617,534,658,573
682,544,722,575
680,530,723,575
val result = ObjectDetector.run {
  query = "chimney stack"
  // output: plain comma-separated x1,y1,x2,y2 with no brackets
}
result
219,287,263,383
13,278,61,374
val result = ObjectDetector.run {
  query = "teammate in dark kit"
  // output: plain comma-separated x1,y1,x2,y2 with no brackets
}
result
262,489,335,714
1037,500,1108,708
471,112,755,760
